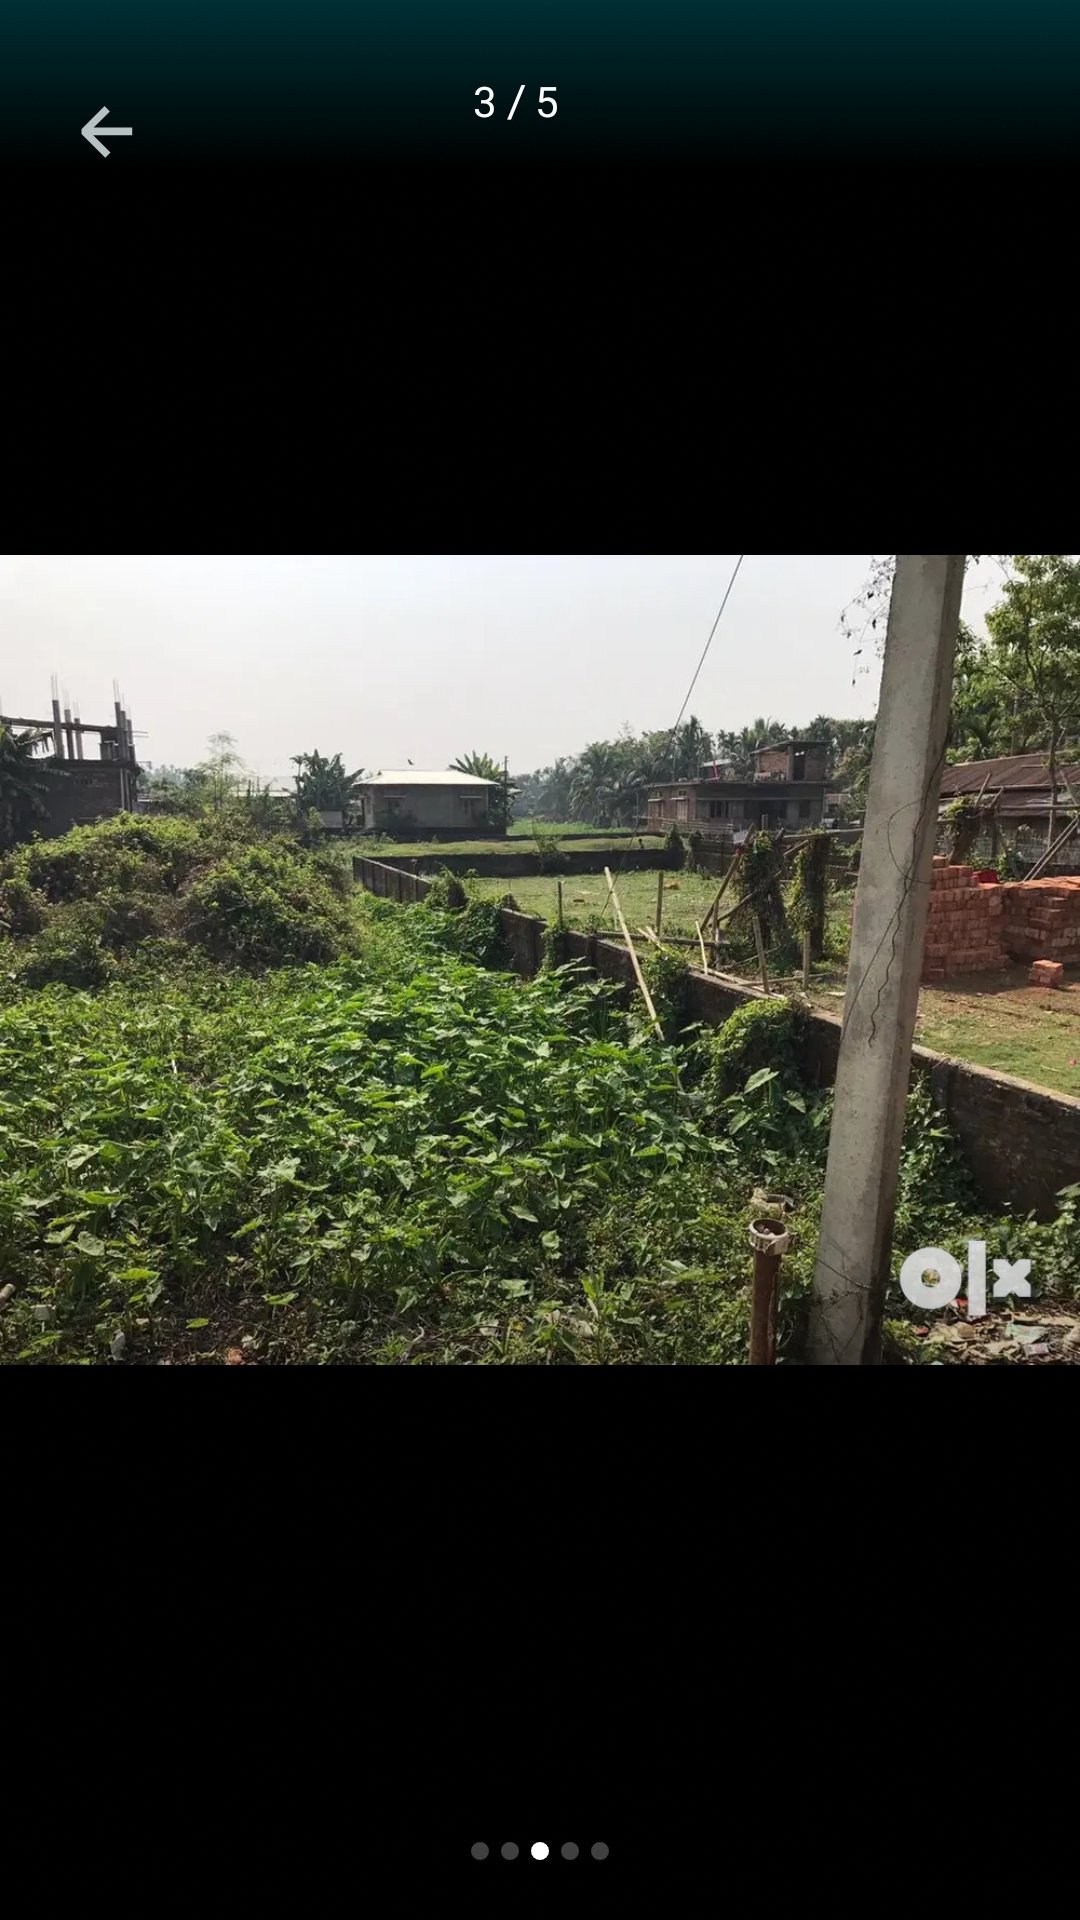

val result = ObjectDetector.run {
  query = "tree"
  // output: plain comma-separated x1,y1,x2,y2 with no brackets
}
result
984,556,1080,846
0,723,55,851
137,762,211,814
726,717,788,778
198,732,246,811
568,742,623,826
449,751,513,833
291,750,365,814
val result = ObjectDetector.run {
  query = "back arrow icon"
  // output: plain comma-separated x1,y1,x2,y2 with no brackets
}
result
81,107,133,157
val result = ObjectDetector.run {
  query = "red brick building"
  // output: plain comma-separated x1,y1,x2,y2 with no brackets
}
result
647,740,829,837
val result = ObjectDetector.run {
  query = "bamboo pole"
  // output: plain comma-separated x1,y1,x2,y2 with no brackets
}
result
696,922,708,973
752,913,769,993
557,880,564,929
701,844,743,936
604,868,664,1040
802,928,812,990
655,870,664,938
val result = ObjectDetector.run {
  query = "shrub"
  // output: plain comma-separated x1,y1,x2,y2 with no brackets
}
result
532,825,568,874
425,868,469,911
788,831,831,960
699,997,803,1103
5,814,206,904
0,875,49,937
639,946,692,1043
664,827,686,867
732,831,796,969
179,845,354,968
13,914,113,990
98,888,166,953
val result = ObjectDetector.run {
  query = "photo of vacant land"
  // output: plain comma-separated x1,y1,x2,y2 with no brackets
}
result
3,554,1078,1365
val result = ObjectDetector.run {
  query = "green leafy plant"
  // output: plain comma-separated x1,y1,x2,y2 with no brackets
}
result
788,831,831,960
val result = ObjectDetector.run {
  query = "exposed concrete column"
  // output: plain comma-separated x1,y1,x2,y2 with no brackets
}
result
805,555,966,1366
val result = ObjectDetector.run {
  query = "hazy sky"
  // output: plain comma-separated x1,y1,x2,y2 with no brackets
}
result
0,556,1004,784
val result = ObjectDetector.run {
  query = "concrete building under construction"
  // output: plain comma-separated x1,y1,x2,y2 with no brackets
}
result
0,679,140,841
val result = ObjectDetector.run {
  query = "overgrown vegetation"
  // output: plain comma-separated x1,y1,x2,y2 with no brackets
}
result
731,832,796,969
3,799,1078,1367
788,831,831,961
0,813,357,989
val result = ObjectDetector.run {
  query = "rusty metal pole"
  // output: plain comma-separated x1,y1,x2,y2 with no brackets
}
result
748,1193,794,1366
748,1217,791,1365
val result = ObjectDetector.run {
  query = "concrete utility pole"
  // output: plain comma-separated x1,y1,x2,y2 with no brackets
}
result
805,555,966,1366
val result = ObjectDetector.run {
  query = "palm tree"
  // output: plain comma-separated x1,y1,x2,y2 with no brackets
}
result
449,751,512,832
729,717,788,778
0,723,56,851
569,742,623,826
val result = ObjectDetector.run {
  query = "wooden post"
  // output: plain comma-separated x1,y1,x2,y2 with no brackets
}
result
802,928,812,990
655,870,664,938
604,868,664,1040
557,880,564,929
752,913,769,993
696,922,708,973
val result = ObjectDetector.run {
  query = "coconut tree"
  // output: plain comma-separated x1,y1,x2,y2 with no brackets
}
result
449,751,513,832
569,742,623,826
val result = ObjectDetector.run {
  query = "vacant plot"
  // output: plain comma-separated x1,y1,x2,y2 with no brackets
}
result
348,833,659,860
472,868,727,941
914,970,1080,1100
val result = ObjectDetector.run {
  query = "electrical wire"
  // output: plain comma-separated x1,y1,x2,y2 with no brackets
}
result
664,554,746,774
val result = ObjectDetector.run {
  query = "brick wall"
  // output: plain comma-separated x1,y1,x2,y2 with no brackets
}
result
919,858,1080,980
921,859,1006,983
754,745,790,777
1000,876,1080,964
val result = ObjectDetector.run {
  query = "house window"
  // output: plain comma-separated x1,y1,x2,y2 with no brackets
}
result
460,795,486,822
676,797,688,822
793,749,807,781
707,798,730,820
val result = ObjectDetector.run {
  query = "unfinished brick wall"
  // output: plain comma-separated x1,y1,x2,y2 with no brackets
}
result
999,876,1080,965
920,860,1080,981
921,860,1005,983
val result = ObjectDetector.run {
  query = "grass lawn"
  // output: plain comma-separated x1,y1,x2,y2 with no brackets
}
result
347,833,659,860
914,970,1080,1100
472,868,730,941
507,819,650,839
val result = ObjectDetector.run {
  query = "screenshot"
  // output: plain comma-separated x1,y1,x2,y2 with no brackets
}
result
2,551,1077,1383
4,2,1075,1893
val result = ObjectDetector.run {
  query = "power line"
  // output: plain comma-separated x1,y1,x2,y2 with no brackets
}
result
665,555,745,773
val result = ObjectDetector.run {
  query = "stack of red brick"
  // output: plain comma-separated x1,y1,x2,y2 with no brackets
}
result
999,876,1080,967
919,860,1080,983
921,859,1005,983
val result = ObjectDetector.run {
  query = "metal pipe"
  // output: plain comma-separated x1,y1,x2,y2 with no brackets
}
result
748,1216,792,1365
